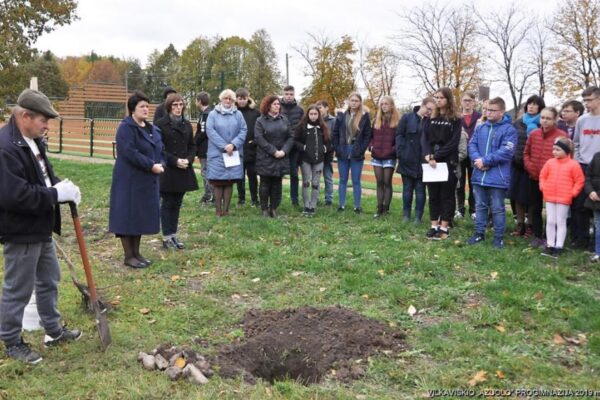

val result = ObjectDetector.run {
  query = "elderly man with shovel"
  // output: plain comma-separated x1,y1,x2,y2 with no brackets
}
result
0,89,83,364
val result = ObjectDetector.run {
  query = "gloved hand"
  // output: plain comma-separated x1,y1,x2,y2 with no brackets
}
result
53,179,81,205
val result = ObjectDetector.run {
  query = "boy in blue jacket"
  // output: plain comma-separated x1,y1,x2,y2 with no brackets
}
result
467,97,517,248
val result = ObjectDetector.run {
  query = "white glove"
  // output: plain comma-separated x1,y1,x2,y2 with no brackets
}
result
53,179,81,205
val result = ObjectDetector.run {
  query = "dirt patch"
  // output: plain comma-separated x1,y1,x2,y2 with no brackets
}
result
212,306,406,385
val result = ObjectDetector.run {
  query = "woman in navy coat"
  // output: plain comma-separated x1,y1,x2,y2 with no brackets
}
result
109,92,164,268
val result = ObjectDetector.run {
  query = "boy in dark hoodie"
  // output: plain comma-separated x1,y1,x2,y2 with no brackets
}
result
235,88,261,206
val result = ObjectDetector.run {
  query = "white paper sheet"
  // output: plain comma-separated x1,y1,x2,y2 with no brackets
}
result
422,162,449,182
223,150,241,168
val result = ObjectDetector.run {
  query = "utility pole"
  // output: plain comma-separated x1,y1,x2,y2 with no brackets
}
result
286,53,289,86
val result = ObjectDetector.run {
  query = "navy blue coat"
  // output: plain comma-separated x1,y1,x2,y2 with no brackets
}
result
0,117,61,243
332,111,372,160
109,116,164,235
396,109,425,178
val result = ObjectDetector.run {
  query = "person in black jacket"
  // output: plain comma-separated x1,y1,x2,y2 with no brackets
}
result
316,100,336,206
0,89,82,364
153,86,177,124
332,92,372,213
195,92,213,204
255,95,295,218
156,93,198,250
396,97,435,223
280,85,304,206
235,88,261,206
584,151,600,262
295,105,331,216
422,87,462,240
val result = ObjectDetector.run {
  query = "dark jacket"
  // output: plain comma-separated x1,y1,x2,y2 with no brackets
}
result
512,118,528,169
280,99,304,129
195,106,211,159
468,113,517,189
332,111,372,160
155,115,199,193
396,108,425,177
153,103,167,125
585,152,600,210
294,123,330,165
254,114,294,177
370,121,396,160
323,114,336,163
421,116,462,168
462,110,482,140
0,117,61,243
109,116,164,235
238,99,261,163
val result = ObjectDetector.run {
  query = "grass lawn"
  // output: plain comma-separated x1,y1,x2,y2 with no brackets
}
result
1,158,599,399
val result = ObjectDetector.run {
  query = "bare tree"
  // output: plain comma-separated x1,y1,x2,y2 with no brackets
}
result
358,44,399,109
393,2,482,99
528,18,552,98
475,5,536,116
549,0,600,98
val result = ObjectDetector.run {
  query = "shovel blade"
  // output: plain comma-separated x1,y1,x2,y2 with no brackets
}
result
94,303,112,351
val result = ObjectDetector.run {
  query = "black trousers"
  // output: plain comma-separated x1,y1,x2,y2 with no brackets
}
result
236,162,259,203
457,157,474,215
259,175,283,211
528,178,544,238
427,171,458,223
571,163,591,245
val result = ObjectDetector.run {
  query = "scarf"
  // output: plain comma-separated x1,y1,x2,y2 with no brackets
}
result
523,112,540,136
215,103,237,115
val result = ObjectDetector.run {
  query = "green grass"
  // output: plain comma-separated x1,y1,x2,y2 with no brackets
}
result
1,158,599,399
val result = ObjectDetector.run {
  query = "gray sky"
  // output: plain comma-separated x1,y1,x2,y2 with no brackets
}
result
36,0,562,107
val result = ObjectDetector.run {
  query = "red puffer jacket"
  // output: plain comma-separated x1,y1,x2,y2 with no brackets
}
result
539,156,585,205
523,127,567,180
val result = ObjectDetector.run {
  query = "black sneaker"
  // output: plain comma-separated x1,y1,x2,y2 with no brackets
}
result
44,326,82,347
172,236,185,250
162,239,177,250
6,339,42,364
302,207,310,216
354,207,362,214
426,227,439,239
468,233,485,245
337,206,345,212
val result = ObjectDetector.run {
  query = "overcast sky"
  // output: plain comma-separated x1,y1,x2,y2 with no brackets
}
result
36,0,562,107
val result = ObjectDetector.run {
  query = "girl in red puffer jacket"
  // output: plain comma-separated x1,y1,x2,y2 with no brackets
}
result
539,137,585,258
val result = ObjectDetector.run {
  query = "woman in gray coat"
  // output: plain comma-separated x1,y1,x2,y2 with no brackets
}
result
206,89,247,216
254,95,294,217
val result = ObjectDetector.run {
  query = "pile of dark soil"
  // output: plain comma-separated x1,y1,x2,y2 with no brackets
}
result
213,306,406,384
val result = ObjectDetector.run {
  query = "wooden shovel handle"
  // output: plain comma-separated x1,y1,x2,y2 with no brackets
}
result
68,202,99,303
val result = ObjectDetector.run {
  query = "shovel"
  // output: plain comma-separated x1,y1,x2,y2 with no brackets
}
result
68,202,112,351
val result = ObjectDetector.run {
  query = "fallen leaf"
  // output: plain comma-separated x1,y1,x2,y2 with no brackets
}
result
496,370,506,379
322,224,329,231
174,357,186,369
407,305,417,316
274,240,282,245
110,298,121,306
467,370,487,387
139,308,150,315
362,294,369,299
377,269,385,277
564,335,587,346
231,294,241,301
251,278,260,283
171,275,180,282
388,321,397,328
533,291,544,300
495,324,506,333
578,333,588,344
553,334,566,345
291,271,303,277
319,287,327,292
147,319,156,324
490,271,498,280
453,240,461,245
199,271,211,276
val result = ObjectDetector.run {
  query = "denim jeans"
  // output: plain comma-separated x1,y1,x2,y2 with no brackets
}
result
401,175,425,220
473,185,507,239
323,160,334,204
337,152,364,209
160,192,185,236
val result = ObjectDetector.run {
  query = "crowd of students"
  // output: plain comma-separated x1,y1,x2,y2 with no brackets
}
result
107,84,600,267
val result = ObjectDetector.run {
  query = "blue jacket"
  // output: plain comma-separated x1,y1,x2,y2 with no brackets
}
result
206,105,248,180
332,111,372,160
468,113,517,189
109,116,164,235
